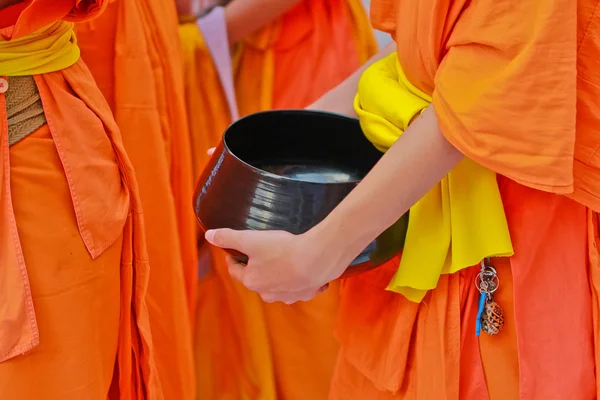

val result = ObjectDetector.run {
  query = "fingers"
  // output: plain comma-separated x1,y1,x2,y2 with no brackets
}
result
318,283,329,293
264,288,327,304
205,228,248,251
225,255,260,292
254,286,329,304
226,255,246,284
212,230,330,304
224,252,330,304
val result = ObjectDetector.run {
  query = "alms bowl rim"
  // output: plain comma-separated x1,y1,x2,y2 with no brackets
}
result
221,109,368,186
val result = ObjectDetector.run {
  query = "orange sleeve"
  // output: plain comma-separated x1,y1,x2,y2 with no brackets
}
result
432,0,577,193
1,0,107,39
369,0,396,36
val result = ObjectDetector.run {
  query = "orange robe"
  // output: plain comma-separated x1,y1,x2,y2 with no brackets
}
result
179,15,258,399
180,18,234,179
0,1,159,398
330,1,600,399
197,1,378,399
235,0,377,113
74,1,197,398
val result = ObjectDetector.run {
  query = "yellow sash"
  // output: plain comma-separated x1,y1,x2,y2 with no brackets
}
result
0,21,80,76
355,53,514,302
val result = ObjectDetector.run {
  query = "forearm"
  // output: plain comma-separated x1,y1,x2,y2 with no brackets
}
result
225,0,303,45
308,106,464,265
309,42,396,117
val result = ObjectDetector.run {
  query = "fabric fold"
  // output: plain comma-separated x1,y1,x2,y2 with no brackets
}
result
355,53,513,301
0,2,160,397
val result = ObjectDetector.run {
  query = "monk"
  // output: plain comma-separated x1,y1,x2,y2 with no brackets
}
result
0,0,160,398
179,2,262,398
206,0,600,399
233,0,377,113
179,0,235,179
194,1,377,399
74,1,197,398
178,4,244,397
233,2,377,399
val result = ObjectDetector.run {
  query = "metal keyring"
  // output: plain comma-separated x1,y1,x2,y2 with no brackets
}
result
482,265,497,275
475,271,500,294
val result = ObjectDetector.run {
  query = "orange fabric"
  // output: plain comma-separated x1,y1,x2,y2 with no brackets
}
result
155,4,200,313
197,250,340,400
0,2,160,398
208,2,378,399
345,0,378,65
0,126,122,398
235,0,376,114
74,1,197,398
179,22,232,179
196,247,277,400
331,179,595,400
178,23,267,399
331,1,600,398
478,258,519,400
0,0,106,34
588,211,600,397
75,0,198,317
371,0,600,210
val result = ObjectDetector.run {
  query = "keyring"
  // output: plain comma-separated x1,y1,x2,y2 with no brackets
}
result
475,271,500,294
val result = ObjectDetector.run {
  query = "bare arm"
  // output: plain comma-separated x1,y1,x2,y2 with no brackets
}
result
224,0,303,45
307,42,396,117
205,105,464,301
204,43,465,301
306,106,464,274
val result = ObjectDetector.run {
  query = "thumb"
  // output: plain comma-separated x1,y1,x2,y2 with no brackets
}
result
205,228,247,251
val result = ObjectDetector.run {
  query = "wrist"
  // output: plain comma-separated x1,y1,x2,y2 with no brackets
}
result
301,215,372,279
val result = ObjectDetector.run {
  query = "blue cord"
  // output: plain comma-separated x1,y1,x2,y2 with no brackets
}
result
476,292,486,337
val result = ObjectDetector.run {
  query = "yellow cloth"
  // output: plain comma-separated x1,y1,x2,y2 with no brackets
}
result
0,21,79,76
354,53,514,302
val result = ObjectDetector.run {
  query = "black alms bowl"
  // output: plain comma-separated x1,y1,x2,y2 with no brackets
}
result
193,110,409,277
